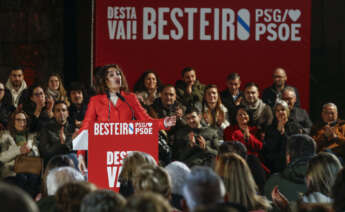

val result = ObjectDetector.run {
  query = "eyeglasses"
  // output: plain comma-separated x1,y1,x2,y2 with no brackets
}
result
33,92,45,97
15,118,27,122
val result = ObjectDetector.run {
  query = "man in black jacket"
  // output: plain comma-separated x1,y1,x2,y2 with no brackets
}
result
68,82,88,131
38,101,74,164
262,67,300,108
282,86,312,134
264,134,316,201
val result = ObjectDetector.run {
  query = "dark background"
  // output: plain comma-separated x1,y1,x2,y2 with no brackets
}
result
0,0,344,122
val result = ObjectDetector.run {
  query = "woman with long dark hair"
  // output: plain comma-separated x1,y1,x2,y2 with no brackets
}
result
133,71,162,106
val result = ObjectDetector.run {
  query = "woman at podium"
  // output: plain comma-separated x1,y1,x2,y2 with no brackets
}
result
76,64,176,172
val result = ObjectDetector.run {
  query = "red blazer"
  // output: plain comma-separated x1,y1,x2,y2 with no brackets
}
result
223,125,263,157
77,91,166,156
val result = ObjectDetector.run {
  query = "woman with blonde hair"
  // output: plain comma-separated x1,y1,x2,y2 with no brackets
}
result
202,84,230,137
46,72,70,105
215,153,271,211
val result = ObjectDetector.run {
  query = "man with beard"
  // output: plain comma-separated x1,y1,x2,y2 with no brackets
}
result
241,82,273,139
262,67,300,108
6,66,28,107
175,67,205,109
173,107,220,167
282,86,312,134
38,101,74,164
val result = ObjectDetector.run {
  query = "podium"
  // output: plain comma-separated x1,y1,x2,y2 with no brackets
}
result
87,121,159,192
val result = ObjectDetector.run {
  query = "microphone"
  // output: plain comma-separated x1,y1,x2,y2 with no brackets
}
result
116,92,136,120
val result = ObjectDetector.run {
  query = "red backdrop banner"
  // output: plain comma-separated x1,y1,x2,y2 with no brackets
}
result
88,121,159,191
94,0,311,108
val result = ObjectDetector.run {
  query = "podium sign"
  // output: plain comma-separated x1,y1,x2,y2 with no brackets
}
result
88,121,159,192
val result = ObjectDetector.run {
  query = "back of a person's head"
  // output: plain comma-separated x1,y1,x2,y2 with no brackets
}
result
194,202,248,212
218,141,248,159
306,152,342,196
119,151,157,182
133,164,172,199
214,153,270,210
46,166,85,195
0,182,39,212
332,168,345,212
182,166,226,211
81,190,126,212
55,182,97,212
123,192,171,212
165,161,191,196
287,134,316,162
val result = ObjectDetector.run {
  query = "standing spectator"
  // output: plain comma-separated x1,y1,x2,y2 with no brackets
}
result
22,84,54,132
38,101,74,164
282,86,312,134
311,103,345,158
68,82,88,130
221,73,243,123
175,67,205,108
214,153,271,211
262,67,300,108
242,82,273,139
134,71,162,106
263,100,304,173
202,84,230,138
46,73,70,106
6,66,28,108
264,134,316,201
0,81,15,130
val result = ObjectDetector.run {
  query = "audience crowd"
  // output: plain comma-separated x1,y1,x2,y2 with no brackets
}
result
1,65,345,212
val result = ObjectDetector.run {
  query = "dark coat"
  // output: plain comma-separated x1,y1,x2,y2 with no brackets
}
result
38,119,74,164
262,84,301,108
220,89,243,123
175,80,205,108
22,100,52,133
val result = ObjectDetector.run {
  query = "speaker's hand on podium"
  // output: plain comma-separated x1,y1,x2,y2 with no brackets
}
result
78,155,87,175
164,116,177,128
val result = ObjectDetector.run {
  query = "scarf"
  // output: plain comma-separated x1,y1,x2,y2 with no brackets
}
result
244,99,266,121
46,88,61,101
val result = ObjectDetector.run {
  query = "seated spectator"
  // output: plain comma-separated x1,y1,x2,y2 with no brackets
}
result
0,111,39,178
311,103,345,158
217,142,266,194
221,73,243,123
38,101,74,164
264,134,316,201
39,166,84,212
118,151,157,197
202,84,230,138
5,66,28,108
223,106,263,158
80,190,126,212
262,67,300,108
55,182,97,212
332,168,345,212
272,152,342,211
0,81,15,130
68,82,88,130
0,182,39,212
214,153,271,211
22,84,54,132
165,161,191,210
123,192,172,212
263,100,304,173
46,73,70,106
173,107,220,167
182,166,226,211
134,71,162,106
241,82,273,139
175,67,205,108
282,86,312,134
